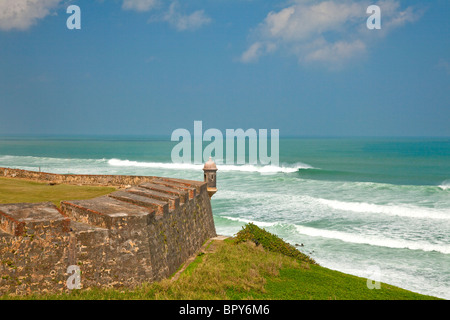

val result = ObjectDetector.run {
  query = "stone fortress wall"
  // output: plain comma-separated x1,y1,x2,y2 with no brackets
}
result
0,167,217,295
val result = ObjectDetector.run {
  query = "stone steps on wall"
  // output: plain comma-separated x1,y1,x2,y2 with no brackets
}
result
0,202,113,243
58,178,203,230
0,202,71,237
108,191,169,215
155,177,206,192
60,196,154,230
150,179,198,199
139,182,189,203
0,177,206,235
125,186,180,210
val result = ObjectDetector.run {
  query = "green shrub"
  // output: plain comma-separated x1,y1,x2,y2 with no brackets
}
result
234,223,317,265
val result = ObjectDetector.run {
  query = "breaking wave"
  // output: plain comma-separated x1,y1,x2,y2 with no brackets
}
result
317,198,450,220
438,180,450,191
220,216,450,255
0,155,313,174
108,158,313,173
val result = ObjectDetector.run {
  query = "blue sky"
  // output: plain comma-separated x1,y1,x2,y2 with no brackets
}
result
0,0,449,137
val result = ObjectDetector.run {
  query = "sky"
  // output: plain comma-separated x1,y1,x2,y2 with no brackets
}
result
0,0,449,137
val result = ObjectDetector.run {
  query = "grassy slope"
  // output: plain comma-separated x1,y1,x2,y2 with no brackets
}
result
0,178,441,300
0,177,116,207
229,225,440,300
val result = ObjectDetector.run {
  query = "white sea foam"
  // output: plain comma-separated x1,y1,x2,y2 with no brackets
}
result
294,225,450,255
0,155,109,175
0,154,314,175
220,216,450,255
108,158,202,170
220,216,278,228
217,190,450,221
317,198,450,220
0,155,107,165
438,180,450,191
108,158,312,173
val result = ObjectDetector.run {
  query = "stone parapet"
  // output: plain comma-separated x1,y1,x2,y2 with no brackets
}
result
0,167,157,188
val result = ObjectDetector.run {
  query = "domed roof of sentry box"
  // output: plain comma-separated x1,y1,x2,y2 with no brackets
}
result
203,157,218,171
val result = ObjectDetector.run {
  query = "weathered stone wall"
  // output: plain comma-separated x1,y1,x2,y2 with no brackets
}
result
0,167,158,187
0,170,217,295
149,187,216,281
0,203,72,295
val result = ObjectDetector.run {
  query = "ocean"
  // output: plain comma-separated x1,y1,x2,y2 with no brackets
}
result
0,136,449,299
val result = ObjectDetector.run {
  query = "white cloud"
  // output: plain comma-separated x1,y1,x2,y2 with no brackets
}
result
0,0,61,31
305,39,366,63
376,0,421,32
240,41,276,63
241,42,264,63
122,0,159,12
262,1,363,41
241,0,422,67
161,2,211,31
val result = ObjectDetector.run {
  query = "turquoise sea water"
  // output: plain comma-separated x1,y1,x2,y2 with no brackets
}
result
0,136,449,299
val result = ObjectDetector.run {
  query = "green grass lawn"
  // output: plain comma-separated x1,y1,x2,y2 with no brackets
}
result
0,177,116,207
